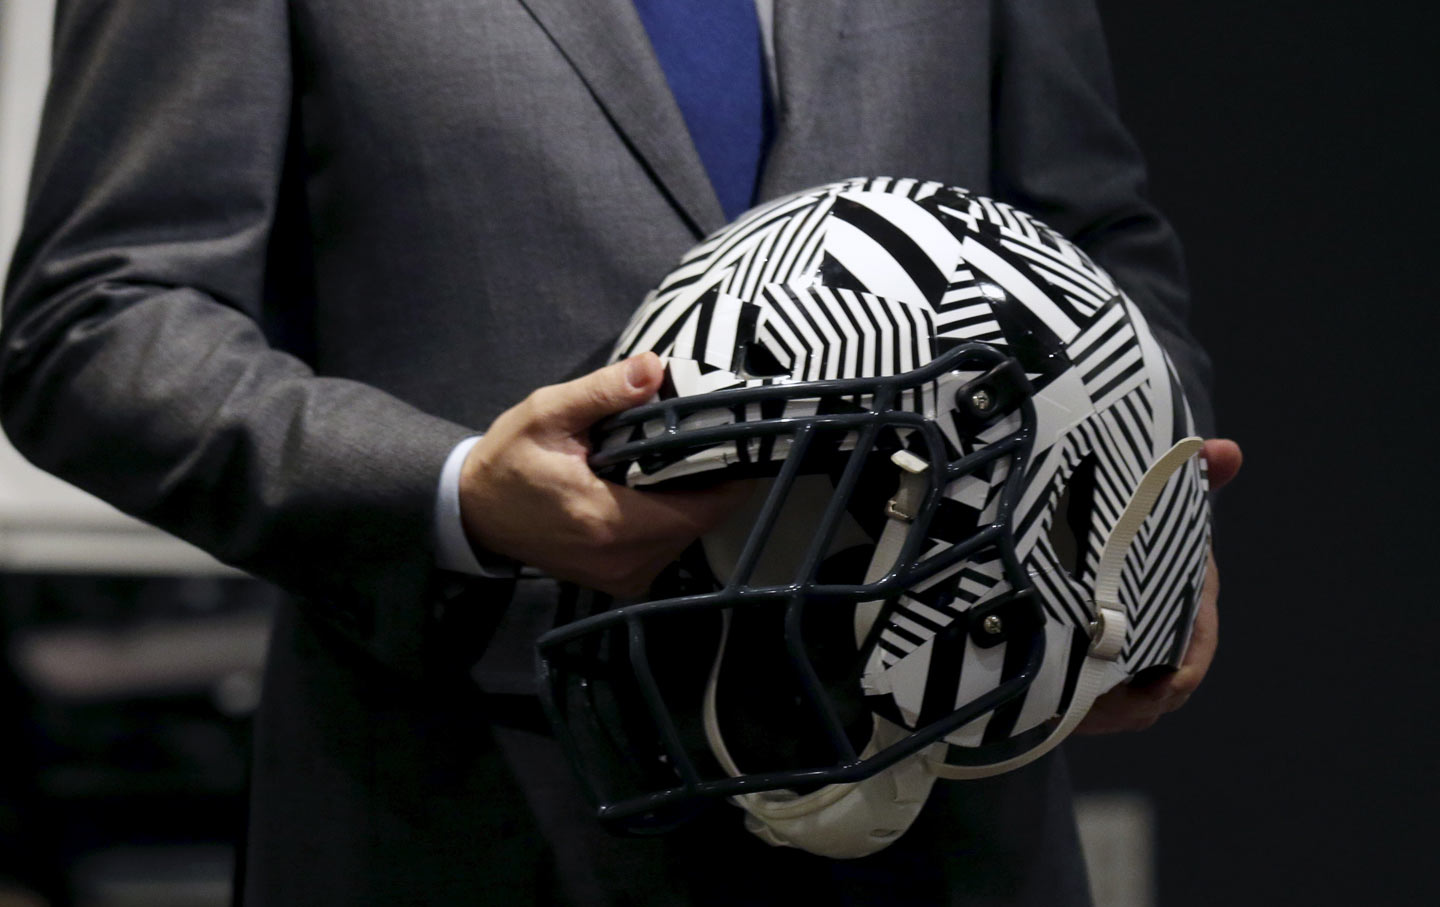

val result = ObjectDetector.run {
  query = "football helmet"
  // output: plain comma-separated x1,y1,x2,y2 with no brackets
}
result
536,178,1210,857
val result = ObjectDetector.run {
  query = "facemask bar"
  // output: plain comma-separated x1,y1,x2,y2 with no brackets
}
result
536,343,1040,829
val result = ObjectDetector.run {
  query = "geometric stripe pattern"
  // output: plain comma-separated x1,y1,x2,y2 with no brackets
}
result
602,178,1210,759
873,548,1007,669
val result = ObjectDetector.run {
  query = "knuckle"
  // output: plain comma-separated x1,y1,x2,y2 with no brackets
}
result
523,387,556,422
589,516,624,550
1172,681,1200,700
568,499,620,548
1170,673,1202,697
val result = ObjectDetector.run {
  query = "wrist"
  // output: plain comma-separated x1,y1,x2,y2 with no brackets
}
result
437,434,517,577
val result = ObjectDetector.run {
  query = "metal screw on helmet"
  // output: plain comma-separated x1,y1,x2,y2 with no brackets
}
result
982,614,1003,635
970,389,993,412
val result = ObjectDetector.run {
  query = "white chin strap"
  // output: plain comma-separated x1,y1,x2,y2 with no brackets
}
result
702,437,1203,856
703,607,946,859
929,436,1203,779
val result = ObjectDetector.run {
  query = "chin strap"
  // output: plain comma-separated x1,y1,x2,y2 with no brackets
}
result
703,656,944,859
930,436,1204,779
702,479,943,859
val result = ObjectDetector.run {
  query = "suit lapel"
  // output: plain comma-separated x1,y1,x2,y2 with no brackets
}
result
516,0,726,235
771,0,845,132
758,0,846,199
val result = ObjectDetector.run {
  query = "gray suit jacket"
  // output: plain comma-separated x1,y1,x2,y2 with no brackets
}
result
3,0,1209,903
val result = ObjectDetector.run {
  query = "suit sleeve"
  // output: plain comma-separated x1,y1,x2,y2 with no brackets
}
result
0,0,477,678
991,0,1215,437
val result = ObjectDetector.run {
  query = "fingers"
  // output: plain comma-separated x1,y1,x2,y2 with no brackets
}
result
1073,685,1171,735
458,355,760,598
1075,664,1199,735
606,479,754,540
460,421,753,596
530,353,663,436
1075,548,1221,735
578,486,752,596
1179,550,1220,671
569,480,753,595
1202,438,1243,490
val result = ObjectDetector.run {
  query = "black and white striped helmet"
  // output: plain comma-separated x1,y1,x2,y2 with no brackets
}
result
537,178,1210,857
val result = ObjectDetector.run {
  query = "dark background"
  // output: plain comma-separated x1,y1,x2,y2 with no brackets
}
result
1070,2,1439,904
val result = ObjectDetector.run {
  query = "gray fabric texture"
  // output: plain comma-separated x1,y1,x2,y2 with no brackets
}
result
2,0,1209,902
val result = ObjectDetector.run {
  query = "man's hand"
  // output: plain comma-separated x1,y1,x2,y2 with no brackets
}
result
1074,438,1243,735
459,353,746,597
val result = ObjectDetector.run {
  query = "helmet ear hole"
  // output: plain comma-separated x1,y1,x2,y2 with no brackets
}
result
739,339,789,378
1048,453,1099,579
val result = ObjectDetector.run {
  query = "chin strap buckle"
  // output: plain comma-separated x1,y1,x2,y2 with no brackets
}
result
884,450,931,522
1088,604,1128,660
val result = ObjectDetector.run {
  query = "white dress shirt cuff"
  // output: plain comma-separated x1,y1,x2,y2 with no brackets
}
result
434,435,514,577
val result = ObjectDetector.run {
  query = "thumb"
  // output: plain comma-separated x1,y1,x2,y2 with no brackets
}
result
539,352,663,435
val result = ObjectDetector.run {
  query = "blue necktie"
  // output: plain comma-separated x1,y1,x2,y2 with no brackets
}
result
634,0,773,222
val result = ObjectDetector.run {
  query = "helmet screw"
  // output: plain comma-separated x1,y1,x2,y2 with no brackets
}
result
970,389,994,412
982,614,1003,635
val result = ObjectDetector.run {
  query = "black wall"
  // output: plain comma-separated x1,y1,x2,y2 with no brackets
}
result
1070,3,1439,904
